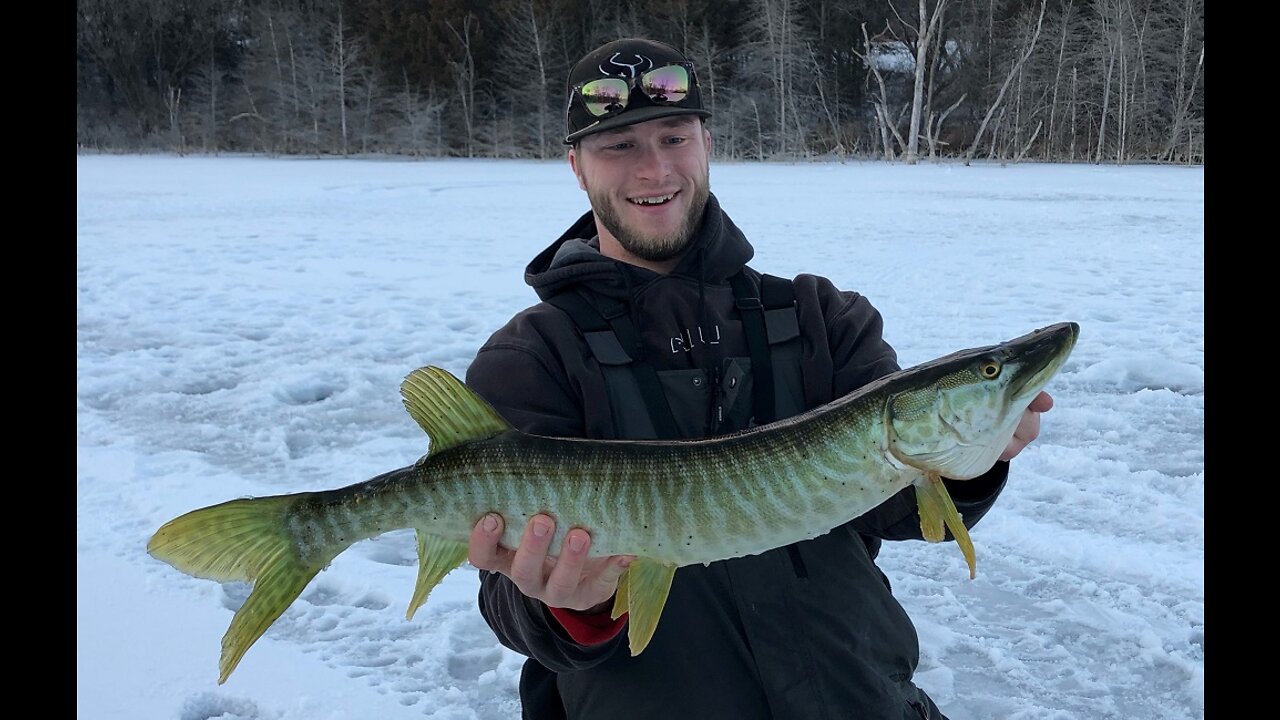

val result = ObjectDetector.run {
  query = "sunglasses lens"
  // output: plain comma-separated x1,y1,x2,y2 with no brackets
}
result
640,65,689,104
580,78,630,117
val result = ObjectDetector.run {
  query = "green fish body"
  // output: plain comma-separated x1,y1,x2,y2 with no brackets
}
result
148,321,1079,683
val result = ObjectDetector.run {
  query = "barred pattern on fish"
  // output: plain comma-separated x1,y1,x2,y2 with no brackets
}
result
147,321,1078,684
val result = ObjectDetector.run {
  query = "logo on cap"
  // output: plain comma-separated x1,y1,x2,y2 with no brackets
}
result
600,53,654,79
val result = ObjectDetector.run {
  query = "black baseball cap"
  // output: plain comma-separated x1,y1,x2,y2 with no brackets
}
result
564,38,712,145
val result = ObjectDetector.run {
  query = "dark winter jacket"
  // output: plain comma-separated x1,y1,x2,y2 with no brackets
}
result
464,193,1008,720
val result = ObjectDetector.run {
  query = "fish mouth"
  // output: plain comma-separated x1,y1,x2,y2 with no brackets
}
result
1007,322,1079,402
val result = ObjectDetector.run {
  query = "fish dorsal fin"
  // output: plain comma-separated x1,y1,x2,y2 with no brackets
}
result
400,366,512,455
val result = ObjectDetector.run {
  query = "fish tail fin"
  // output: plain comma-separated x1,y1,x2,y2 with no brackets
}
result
219,551,321,683
147,496,322,683
914,473,978,579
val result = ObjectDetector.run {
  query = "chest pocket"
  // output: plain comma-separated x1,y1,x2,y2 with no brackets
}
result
547,270,805,440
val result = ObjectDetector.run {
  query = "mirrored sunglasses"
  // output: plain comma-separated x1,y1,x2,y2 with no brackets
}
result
573,62,694,118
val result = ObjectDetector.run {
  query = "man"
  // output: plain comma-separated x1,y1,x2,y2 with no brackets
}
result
463,38,1053,720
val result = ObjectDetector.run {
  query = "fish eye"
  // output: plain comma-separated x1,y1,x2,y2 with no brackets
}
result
980,360,1001,378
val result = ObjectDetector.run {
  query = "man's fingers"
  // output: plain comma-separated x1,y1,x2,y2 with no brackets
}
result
592,555,635,597
468,513,510,573
1028,391,1054,413
999,417,1038,461
470,514,633,610
1000,395,1050,461
508,514,556,594
1016,406,1042,444
544,529,592,606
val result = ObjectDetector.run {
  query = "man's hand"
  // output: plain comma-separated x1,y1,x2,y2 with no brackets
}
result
999,391,1054,462
469,513,634,613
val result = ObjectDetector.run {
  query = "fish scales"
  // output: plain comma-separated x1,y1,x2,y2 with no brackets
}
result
286,390,903,569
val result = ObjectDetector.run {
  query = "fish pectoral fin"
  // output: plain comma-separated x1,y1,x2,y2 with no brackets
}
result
407,531,471,620
400,367,513,456
611,567,630,621
620,558,677,656
914,472,978,579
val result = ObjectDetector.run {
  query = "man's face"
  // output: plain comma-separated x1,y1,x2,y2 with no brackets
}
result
569,115,712,264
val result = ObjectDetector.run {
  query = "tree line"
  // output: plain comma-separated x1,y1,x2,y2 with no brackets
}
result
76,0,1204,164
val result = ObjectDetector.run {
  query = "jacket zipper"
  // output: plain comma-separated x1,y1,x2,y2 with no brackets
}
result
708,364,723,435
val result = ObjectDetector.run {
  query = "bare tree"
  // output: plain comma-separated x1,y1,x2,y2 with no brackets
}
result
1069,65,1078,161
1114,0,1146,163
164,85,184,152
75,0,1203,162
390,70,445,157
495,0,561,158
748,96,765,161
853,22,907,160
964,0,1048,165
234,4,329,155
1043,0,1075,160
1161,0,1203,162
920,4,964,160
696,27,720,126
1092,0,1122,164
329,3,362,155
184,45,225,153
925,92,965,159
78,0,151,134
903,0,950,164
1012,120,1043,162
78,0,227,145
227,4,300,154
355,66,387,154
290,15,335,155
447,14,480,157
807,42,844,156
750,0,814,157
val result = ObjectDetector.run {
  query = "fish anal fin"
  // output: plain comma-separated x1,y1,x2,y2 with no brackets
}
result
621,558,676,656
914,472,978,579
400,366,513,456
406,530,471,619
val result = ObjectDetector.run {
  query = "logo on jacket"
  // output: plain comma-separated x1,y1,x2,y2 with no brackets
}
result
671,325,721,353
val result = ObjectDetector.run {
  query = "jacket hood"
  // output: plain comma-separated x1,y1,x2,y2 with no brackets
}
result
524,193,755,301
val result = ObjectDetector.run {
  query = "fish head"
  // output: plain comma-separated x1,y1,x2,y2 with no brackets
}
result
886,322,1078,479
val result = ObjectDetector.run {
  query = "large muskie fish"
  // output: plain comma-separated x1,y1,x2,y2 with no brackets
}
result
148,322,1078,683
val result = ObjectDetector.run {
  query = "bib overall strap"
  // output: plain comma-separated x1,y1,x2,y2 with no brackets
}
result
729,271,797,426
546,290,682,440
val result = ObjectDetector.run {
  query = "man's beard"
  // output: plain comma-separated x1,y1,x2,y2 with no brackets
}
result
590,173,710,263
